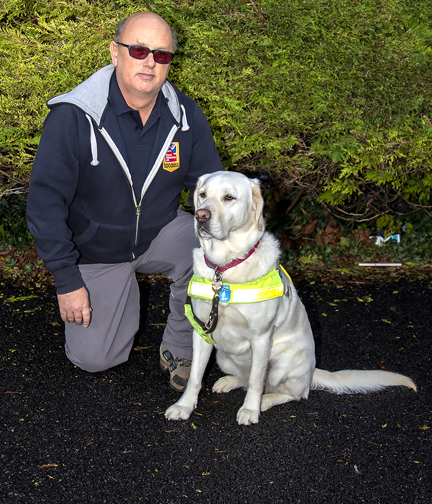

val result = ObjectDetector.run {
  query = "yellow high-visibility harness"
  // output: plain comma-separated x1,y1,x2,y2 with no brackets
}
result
185,264,291,344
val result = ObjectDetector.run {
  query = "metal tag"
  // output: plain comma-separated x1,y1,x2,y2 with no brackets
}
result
212,272,223,293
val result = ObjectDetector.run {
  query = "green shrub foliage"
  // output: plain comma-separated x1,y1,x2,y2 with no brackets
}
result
0,0,431,215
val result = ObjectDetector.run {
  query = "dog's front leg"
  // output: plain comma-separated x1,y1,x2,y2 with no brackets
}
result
237,336,272,425
165,331,213,421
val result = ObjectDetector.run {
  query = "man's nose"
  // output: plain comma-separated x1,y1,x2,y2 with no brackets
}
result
142,52,156,66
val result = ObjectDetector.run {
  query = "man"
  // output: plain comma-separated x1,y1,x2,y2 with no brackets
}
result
26,12,222,391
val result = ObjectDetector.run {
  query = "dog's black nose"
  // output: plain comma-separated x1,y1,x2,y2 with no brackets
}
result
195,208,211,223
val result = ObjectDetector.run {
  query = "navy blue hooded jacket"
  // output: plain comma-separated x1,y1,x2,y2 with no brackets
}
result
27,65,222,294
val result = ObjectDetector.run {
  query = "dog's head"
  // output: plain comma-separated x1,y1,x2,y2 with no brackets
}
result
193,171,265,243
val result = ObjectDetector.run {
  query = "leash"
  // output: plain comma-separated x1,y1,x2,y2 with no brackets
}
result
184,271,223,344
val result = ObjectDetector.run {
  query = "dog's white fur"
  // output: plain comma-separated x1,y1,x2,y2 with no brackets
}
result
165,171,416,425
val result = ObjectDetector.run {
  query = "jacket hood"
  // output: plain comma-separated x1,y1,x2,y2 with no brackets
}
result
47,64,186,128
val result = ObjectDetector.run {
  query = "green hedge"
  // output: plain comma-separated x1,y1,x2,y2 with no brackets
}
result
0,0,431,213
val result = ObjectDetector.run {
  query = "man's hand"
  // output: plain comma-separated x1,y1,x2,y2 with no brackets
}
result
57,286,92,328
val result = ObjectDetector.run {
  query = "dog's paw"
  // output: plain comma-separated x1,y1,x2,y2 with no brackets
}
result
165,404,193,421
212,375,243,393
237,408,260,425
261,392,294,412
260,394,275,412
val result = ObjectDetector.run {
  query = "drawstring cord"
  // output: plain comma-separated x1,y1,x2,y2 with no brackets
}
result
180,104,190,131
86,103,189,168
85,114,100,166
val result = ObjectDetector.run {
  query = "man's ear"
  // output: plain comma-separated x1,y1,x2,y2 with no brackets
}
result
251,178,264,231
110,41,119,66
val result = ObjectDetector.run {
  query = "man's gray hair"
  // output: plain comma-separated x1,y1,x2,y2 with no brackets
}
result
114,14,178,53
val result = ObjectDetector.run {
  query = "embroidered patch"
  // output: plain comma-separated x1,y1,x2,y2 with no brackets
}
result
163,142,180,172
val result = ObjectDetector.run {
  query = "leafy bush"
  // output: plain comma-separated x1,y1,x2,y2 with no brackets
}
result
0,0,431,219
0,0,117,195
169,0,432,215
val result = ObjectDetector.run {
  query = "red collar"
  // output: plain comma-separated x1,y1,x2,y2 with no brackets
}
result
204,241,260,273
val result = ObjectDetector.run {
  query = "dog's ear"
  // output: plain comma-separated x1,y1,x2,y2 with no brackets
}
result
251,178,265,231
194,176,204,211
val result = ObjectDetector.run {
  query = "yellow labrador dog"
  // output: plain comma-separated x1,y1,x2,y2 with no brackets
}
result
165,171,416,425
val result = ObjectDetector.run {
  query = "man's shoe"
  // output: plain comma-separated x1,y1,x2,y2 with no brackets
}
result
160,343,191,392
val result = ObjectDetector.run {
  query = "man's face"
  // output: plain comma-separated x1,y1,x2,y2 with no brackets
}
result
110,14,173,106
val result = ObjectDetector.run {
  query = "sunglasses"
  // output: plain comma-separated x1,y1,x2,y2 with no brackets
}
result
116,42,174,64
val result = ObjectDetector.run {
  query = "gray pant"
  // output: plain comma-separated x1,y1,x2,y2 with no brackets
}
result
65,210,198,372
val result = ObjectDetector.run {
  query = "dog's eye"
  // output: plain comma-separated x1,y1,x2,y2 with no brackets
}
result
225,194,235,201
199,191,206,199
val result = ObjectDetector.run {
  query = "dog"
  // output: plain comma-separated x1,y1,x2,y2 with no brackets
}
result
165,171,416,425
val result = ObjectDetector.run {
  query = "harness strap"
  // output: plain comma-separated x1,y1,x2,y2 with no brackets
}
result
188,267,288,304
185,264,292,343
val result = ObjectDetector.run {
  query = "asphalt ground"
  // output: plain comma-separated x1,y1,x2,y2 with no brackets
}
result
1,271,431,503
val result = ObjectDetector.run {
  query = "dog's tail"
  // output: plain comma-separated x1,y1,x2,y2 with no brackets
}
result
311,368,416,395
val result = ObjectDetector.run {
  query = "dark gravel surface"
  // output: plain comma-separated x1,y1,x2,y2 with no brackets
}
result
1,271,431,503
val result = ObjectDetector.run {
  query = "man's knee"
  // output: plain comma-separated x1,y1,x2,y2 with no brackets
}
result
65,344,129,373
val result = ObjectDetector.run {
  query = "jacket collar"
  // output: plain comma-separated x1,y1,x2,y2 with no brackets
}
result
47,64,187,129
108,71,163,124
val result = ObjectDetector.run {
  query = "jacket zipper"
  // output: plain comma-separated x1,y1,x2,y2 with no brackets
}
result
99,124,180,259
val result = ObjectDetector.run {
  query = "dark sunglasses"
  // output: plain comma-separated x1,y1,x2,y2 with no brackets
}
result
117,42,174,64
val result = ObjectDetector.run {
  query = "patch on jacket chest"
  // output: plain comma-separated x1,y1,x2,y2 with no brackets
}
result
163,142,180,172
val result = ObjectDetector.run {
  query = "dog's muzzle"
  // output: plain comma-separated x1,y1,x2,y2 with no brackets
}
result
195,208,212,234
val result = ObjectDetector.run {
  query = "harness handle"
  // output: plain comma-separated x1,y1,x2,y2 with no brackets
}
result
185,292,220,339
